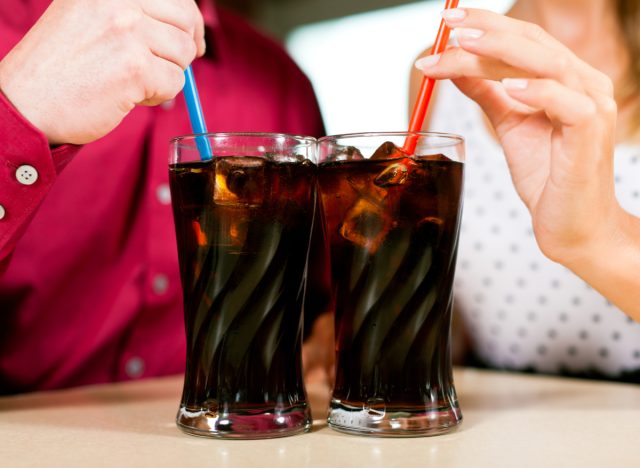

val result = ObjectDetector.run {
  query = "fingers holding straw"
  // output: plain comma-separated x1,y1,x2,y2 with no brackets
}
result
415,8,614,96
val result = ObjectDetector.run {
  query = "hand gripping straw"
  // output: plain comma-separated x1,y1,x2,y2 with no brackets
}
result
403,0,460,155
183,64,213,161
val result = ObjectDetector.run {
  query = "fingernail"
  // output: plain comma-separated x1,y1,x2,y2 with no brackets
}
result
441,8,467,22
502,78,529,90
456,28,485,40
415,54,442,70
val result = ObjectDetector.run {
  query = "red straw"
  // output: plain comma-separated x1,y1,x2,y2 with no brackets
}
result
403,0,460,154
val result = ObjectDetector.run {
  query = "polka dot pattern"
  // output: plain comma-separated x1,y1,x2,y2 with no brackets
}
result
430,80,640,378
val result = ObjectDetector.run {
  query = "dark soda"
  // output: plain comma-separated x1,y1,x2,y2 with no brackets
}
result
169,155,315,438
318,148,464,435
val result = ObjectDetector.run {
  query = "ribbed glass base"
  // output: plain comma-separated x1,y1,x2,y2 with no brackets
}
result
328,400,462,437
176,404,312,439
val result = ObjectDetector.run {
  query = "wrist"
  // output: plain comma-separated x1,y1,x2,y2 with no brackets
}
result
562,207,639,272
560,208,640,320
0,57,57,145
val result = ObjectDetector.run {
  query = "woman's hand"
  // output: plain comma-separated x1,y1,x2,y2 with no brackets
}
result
0,0,205,145
415,8,640,318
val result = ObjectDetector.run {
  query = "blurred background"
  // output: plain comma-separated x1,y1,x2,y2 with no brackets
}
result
218,0,514,134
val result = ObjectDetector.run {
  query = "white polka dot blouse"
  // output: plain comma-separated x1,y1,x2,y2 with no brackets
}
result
429,80,640,379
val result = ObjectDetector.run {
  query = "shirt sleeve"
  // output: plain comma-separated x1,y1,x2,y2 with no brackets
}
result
0,90,80,263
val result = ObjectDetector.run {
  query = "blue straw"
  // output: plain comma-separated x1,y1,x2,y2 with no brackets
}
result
183,65,212,161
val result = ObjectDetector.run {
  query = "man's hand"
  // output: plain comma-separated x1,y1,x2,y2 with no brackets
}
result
0,0,205,145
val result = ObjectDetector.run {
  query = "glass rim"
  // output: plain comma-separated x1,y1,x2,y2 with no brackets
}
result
318,131,465,147
170,132,317,145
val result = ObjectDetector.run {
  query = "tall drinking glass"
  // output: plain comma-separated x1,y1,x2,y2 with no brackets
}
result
169,133,317,439
317,132,464,437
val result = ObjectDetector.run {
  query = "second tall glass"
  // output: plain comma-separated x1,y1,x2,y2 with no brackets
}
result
317,132,465,437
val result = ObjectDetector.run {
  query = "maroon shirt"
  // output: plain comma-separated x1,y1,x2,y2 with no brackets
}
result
0,0,324,393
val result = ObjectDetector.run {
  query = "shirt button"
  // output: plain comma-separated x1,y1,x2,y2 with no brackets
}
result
161,99,175,110
0,205,5,220
156,184,172,205
125,357,145,379
152,274,169,295
16,165,38,185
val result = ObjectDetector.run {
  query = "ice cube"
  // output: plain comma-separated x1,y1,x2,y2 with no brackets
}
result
327,146,364,162
370,141,408,160
347,175,388,206
214,156,266,206
336,141,416,252
374,162,409,187
339,198,394,254
371,140,420,187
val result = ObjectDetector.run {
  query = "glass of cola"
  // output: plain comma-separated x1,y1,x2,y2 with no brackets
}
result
317,132,465,437
169,133,317,439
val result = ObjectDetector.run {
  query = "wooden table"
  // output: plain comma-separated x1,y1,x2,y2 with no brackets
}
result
1,368,639,467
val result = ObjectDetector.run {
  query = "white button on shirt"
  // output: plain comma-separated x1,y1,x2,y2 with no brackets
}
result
156,184,172,205
125,357,145,378
152,274,169,295
0,205,5,220
16,165,38,185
